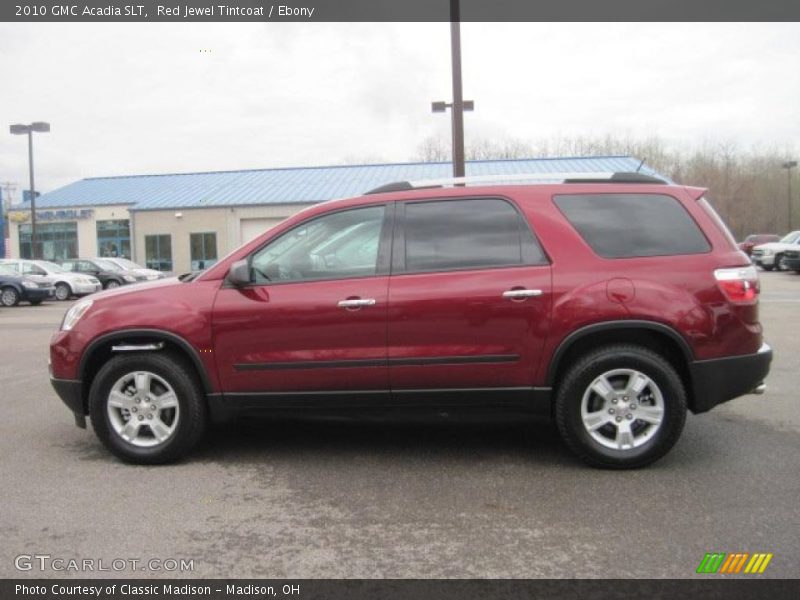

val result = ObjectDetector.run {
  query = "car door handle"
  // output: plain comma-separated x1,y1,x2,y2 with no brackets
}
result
502,289,543,299
337,298,376,309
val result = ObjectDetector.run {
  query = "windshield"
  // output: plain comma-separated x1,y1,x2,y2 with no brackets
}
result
37,261,65,272
779,231,800,244
111,258,141,269
95,259,121,271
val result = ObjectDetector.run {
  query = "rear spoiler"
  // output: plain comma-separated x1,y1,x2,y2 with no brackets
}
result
684,186,708,201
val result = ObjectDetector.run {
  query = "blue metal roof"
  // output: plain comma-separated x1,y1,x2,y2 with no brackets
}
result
22,156,663,211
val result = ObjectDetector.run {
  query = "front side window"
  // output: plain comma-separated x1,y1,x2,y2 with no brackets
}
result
402,198,546,273
190,232,218,271
145,235,173,272
554,194,711,258
22,262,46,275
251,205,385,284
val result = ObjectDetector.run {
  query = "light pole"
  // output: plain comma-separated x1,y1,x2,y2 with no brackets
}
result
10,121,50,259
783,161,797,232
431,0,473,178
431,100,475,173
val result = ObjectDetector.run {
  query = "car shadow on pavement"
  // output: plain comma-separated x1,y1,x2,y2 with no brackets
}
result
192,417,577,466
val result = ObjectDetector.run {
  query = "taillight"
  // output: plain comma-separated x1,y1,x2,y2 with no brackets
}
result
714,266,759,303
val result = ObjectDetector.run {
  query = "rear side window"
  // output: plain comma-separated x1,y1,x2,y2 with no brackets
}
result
402,198,547,272
554,194,710,258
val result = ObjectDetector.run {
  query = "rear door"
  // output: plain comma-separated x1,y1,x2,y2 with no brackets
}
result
387,197,552,395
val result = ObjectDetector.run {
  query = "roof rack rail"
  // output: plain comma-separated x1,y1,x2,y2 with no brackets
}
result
364,171,667,194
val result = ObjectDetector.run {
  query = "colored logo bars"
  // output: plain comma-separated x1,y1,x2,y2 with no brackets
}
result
696,552,773,574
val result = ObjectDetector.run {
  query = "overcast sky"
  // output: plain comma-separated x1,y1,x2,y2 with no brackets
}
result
1,22,798,198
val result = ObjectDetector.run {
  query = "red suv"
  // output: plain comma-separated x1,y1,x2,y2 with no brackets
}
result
49,172,772,468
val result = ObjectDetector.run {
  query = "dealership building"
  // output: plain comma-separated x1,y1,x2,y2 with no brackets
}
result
6,156,655,274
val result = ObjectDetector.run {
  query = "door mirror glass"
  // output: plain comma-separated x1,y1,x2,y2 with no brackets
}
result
228,259,252,287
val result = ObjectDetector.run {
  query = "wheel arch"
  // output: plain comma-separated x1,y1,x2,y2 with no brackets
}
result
547,320,696,410
79,329,213,413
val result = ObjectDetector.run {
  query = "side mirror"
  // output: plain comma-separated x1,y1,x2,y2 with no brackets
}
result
227,259,252,287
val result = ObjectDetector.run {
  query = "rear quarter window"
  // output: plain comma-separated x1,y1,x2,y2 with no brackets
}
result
553,193,711,258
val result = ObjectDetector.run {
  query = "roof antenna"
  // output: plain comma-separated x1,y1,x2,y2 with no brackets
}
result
636,158,646,173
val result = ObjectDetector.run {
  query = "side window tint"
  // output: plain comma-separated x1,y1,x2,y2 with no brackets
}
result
251,205,386,284
553,194,711,258
403,198,546,272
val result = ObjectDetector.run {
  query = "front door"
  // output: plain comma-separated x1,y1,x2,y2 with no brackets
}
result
387,197,552,393
212,204,392,396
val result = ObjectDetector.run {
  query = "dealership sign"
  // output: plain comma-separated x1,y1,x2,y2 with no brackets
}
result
7,209,94,223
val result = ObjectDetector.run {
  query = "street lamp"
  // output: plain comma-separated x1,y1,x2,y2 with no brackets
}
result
431,98,475,175
9,121,49,259
782,160,797,232
431,0,474,178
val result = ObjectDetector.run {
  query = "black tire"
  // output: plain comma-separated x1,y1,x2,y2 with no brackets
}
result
760,264,774,271
775,254,787,271
555,344,687,469
104,280,121,290
55,283,72,301
89,352,207,464
1,287,20,307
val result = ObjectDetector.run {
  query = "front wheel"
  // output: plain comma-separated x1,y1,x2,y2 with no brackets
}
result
104,280,121,290
555,345,687,469
55,283,72,301
776,254,788,271
89,353,207,464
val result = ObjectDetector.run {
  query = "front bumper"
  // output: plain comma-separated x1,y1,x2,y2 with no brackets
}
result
752,254,775,267
50,377,86,428
73,282,102,295
689,343,773,413
23,287,54,301
783,257,800,271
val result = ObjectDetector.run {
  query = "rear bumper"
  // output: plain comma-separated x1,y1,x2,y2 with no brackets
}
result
689,343,773,414
50,377,86,428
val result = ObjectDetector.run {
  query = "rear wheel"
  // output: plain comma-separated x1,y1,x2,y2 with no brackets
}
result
89,353,207,464
1,287,20,307
55,283,72,301
555,345,687,469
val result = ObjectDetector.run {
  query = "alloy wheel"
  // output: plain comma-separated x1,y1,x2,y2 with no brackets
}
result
580,368,665,451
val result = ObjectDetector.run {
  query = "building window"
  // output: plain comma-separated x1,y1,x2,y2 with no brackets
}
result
19,222,78,261
145,234,172,272
190,232,217,271
97,219,131,258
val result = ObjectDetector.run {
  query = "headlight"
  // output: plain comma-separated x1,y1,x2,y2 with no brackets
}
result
22,280,37,289
122,275,136,282
62,300,93,331
76,277,90,284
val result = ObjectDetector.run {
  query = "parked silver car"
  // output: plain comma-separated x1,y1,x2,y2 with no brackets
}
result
0,259,103,301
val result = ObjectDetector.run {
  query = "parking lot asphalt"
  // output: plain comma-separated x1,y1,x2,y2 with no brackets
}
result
0,272,798,579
